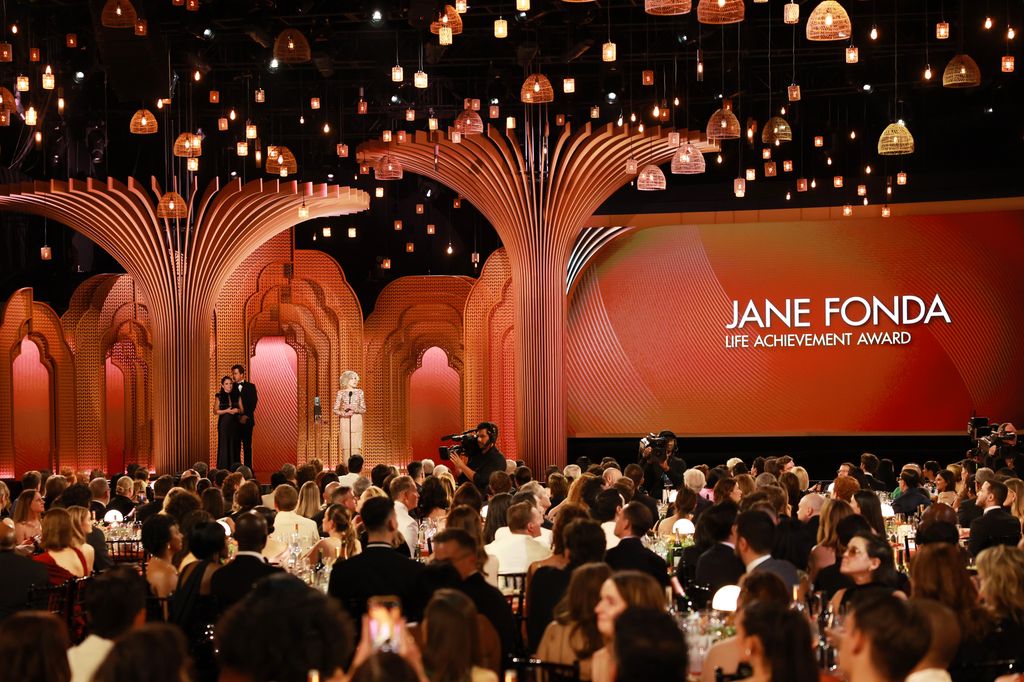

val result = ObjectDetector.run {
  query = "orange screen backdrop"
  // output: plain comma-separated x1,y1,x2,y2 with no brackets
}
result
567,211,1024,436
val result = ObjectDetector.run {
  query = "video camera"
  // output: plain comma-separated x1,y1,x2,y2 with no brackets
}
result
968,415,1016,457
439,429,477,461
638,432,672,461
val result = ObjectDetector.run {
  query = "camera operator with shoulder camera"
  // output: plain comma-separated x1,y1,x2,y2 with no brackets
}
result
447,422,505,493
984,423,1023,473
639,430,684,501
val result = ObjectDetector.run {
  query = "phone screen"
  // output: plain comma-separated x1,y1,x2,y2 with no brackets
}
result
367,596,403,652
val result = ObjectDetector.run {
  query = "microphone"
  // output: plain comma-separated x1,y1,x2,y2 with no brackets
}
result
440,429,476,441
348,390,353,402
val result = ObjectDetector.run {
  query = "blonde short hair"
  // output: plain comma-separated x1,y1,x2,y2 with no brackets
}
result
340,370,359,387
976,544,1024,620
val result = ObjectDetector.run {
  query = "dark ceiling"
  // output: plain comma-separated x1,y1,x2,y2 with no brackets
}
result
1,0,1023,315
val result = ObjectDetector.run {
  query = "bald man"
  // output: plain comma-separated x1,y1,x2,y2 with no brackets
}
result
0,519,48,620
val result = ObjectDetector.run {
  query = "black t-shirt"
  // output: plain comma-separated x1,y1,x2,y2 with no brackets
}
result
460,444,505,492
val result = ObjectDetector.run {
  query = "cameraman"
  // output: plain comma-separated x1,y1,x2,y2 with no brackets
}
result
448,422,506,493
985,423,1023,473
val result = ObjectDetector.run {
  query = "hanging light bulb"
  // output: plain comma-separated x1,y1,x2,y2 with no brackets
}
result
57,96,65,113
652,103,660,117
869,25,878,40
322,122,331,133
924,64,933,80
811,178,817,188
629,112,637,123
193,69,202,82
1008,26,1017,40
446,244,454,255
716,153,723,164
673,96,680,106
229,109,237,121
985,16,993,30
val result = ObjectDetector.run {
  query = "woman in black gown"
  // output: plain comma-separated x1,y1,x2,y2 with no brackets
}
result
213,376,241,470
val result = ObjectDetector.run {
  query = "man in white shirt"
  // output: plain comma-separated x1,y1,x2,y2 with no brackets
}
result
485,501,551,574
338,453,368,489
390,475,420,556
494,487,555,548
269,484,320,548
68,567,147,682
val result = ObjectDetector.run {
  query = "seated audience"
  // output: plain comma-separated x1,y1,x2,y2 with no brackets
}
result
137,475,174,524
590,571,666,682
656,486,698,536
107,476,137,518
535,562,612,680
33,508,88,584
837,593,931,682
591,489,624,550
737,600,820,682
832,532,903,610
56,483,113,570
416,476,450,522
307,504,361,565
905,599,960,682
605,501,669,586
735,509,800,593
973,545,1024,668
851,490,886,536
611,607,689,682
892,469,932,515
693,501,746,607
421,589,499,682
481,492,513,544
64,506,96,574
527,502,590,577
390,475,420,557
68,566,147,682
269,484,320,549
485,501,551,575
142,514,183,600
13,488,44,546
445,505,499,585
169,521,226,680
210,511,282,612
968,480,1022,556
0,519,47,620
0,611,71,682
809,498,854,581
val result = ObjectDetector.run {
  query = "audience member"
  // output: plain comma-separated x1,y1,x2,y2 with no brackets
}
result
735,510,799,592
32,507,88,584
210,511,282,612
693,501,746,607
905,600,960,682
141,514,182,600
482,492,513,544
269,484,320,548
605,501,668,586
13,488,44,546
590,571,666,682
968,480,1022,556
68,566,147,682
307,504,361,565
535,562,612,679
973,545,1024,665
737,600,819,682
808,498,854,582
485,501,551,575
892,469,932,515
416,477,450,522
837,593,930,682
611,607,689,682
390,475,420,557
832,532,903,610
421,589,499,682
137,475,174,524
0,519,47,620
0,611,71,682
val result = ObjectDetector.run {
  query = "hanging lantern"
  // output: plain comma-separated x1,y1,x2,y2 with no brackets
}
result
427,224,436,235
455,0,467,12
814,135,824,147
788,83,801,101
625,158,639,175
157,191,188,219
415,204,425,215
897,171,907,185
38,66,55,91
796,178,808,192
391,64,404,82
405,242,415,253
706,100,740,140
208,90,220,104
762,116,793,144
0,111,9,126
842,204,853,217
382,130,393,143
273,28,311,64
101,0,138,29
246,123,258,139
520,73,555,104
846,46,859,63
697,0,745,24
637,164,667,191
555,114,565,126
236,141,248,157
453,197,462,208
310,97,320,109
833,175,844,188
394,220,403,231
0,43,11,62
591,105,600,118
783,1,799,24
856,183,867,196
129,108,158,134
218,117,228,131
764,161,777,177
516,0,530,10
455,107,484,134
336,143,349,157
348,227,357,238
782,160,793,172
602,41,617,62
494,18,508,38
24,106,37,126
186,0,198,10
429,115,439,130
1003,55,1016,72
668,132,681,147
187,157,199,172
877,121,914,155
806,1,852,41
134,18,147,36
644,0,692,15
489,104,500,118
414,70,429,89
381,258,391,270
642,70,655,86
16,75,29,92
942,54,981,87
375,153,404,180
451,130,462,143
439,25,453,45
172,132,202,157
255,88,266,103
40,245,52,260
671,143,706,174
935,21,949,39
745,168,757,181
66,33,78,48
563,77,575,93
734,177,746,197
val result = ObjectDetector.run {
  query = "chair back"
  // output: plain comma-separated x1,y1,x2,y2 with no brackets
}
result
106,538,147,565
508,656,580,682
499,572,528,655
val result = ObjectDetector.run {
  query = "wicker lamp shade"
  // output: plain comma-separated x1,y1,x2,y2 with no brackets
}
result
806,1,852,41
706,104,741,140
0,86,16,112
942,54,981,88
671,143,707,174
375,153,404,180
265,146,298,174
761,116,793,144
645,0,692,16
429,6,464,35
101,0,137,28
454,108,484,135
156,191,188,219
273,29,311,64
637,164,667,190
521,73,555,104
696,0,745,25
877,121,915,155
129,109,158,134
172,133,202,158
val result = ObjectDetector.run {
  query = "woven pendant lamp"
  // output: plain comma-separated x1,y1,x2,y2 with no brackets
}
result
454,107,484,135
942,54,981,87
637,164,667,190
697,0,745,25
645,0,692,16
520,73,554,104
806,1,852,41
129,109,158,134
877,121,915,155
706,100,741,140
375,153,404,180
429,6,464,35
101,0,137,28
265,146,298,175
273,29,311,64
0,86,16,112
157,191,188,219
671,143,707,174
761,116,793,144
172,133,201,158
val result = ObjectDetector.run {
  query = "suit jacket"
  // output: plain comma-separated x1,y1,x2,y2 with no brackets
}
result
135,498,164,525
107,495,136,518
957,498,983,528
88,526,113,572
210,554,282,611
235,381,259,423
458,571,517,660
526,565,571,650
891,487,932,516
329,543,426,623
632,492,661,527
692,494,713,521
694,543,745,608
968,507,1023,556
0,551,49,621
749,556,801,593
605,537,669,586
90,500,108,522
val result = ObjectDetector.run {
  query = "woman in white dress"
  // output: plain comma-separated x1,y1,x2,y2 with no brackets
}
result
333,370,366,465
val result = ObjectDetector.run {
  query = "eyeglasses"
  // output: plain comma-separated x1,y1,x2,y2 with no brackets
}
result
843,546,865,557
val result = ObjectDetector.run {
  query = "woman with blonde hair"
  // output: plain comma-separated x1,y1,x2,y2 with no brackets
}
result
296,480,321,519
0,480,10,520
357,485,387,512
65,506,96,574
1003,478,1024,527
333,370,366,464
791,466,810,492
32,508,88,584
973,545,1024,665
808,498,854,581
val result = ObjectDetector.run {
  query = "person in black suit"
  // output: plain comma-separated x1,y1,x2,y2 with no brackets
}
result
0,520,48,620
622,463,660,523
231,365,258,469
210,512,282,613
736,510,800,593
605,501,669,586
694,501,745,607
136,475,175,525
968,480,1023,556
328,497,426,624
433,527,517,660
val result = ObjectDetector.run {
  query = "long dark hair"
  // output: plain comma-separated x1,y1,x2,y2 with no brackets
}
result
0,612,70,682
857,531,900,587
217,375,233,396
482,493,512,544
741,601,819,682
852,491,885,537
422,589,480,682
416,476,450,518
552,562,613,658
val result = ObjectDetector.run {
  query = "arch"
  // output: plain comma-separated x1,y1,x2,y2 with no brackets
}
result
409,347,462,460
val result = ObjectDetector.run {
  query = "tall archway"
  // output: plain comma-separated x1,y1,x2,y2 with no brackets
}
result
409,347,462,460
104,358,126,474
249,336,298,479
12,337,51,474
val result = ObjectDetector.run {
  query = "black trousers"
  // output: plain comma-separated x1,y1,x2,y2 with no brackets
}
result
236,420,254,468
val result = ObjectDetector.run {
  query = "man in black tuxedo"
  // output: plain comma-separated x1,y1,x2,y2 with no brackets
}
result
433,527,517,661
211,512,282,612
0,520,48,620
968,480,1023,556
232,364,259,469
329,497,426,623
605,501,669,586
623,463,661,523
136,475,175,524
736,509,800,593
694,501,746,608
